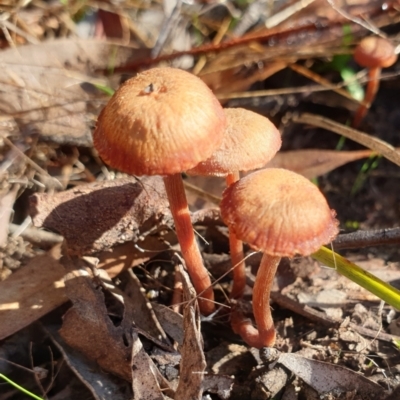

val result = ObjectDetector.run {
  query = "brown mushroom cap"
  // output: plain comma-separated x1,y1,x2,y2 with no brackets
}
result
354,37,398,69
220,168,339,257
187,108,281,176
93,68,226,176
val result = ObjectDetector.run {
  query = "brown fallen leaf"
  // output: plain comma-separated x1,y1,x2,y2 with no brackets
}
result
131,331,170,400
152,303,185,346
175,267,206,400
0,252,67,341
45,324,133,400
119,269,170,345
59,255,173,397
59,262,133,381
0,38,149,146
30,176,171,255
264,148,374,179
277,351,386,398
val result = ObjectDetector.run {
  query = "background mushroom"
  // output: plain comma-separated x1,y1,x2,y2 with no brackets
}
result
188,108,281,299
352,36,398,128
93,67,226,315
220,168,339,348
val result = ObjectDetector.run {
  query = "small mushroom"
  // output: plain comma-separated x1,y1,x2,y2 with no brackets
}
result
352,36,398,128
220,168,339,348
93,67,226,315
188,108,281,299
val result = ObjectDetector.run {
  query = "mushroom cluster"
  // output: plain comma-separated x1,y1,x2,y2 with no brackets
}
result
93,66,339,350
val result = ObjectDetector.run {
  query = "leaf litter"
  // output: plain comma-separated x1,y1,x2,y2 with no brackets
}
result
1,0,400,399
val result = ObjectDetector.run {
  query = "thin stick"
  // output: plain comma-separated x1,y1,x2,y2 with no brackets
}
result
332,227,400,250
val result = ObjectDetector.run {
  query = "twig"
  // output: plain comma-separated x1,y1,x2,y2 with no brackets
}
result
8,223,63,247
332,227,400,250
1,135,62,189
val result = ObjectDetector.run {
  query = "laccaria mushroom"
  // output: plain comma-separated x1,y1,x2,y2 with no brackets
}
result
188,108,281,299
220,168,339,348
352,36,398,128
93,67,226,315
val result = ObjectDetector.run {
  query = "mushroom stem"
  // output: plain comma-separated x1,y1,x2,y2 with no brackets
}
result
163,174,215,315
253,254,281,347
226,172,247,299
230,310,265,349
352,67,381,128
231,254,280,348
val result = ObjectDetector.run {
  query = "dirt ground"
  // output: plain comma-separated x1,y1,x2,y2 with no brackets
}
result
1,1,400,399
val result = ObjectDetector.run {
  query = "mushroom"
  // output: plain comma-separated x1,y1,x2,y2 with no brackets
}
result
188,108,281,299
352,36,398,128
93,67,226,315
220,168,339,348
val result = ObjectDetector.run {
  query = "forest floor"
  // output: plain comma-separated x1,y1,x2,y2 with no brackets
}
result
1,1,400,399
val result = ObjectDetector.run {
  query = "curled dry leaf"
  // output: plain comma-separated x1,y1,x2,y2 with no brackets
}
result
30,176,171,255
175,267,206,400
59,265,134,381
131,331,170,400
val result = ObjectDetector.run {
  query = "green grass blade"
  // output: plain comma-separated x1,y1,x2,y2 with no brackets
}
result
0,374,44,400
312,246,400,310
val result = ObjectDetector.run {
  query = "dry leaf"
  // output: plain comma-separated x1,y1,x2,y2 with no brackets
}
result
0,39,149,146
278,351,385,398
45,324,132,400
119,270,170,344
0,253,67,340
30,176,171,255
152,303,184,346
59,256,173,397
265,149,374,179
59,261,134,381
175,267,206,400
131,331,169,400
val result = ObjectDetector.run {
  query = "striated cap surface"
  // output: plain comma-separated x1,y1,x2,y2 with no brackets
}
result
220,168,339,257
187,108,281,176
93,68,226,176
354,37,398,69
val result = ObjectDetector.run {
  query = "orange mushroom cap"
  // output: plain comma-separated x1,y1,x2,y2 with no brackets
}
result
187,108,281,176
220,168,339,257
354,37,398,69
93,68,226,176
